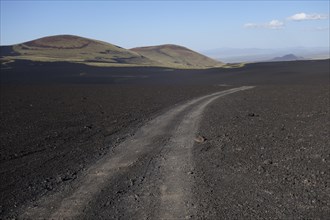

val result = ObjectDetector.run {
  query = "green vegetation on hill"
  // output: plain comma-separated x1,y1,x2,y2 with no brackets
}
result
0,35,223,69
131,44,223,68
2,35,157,66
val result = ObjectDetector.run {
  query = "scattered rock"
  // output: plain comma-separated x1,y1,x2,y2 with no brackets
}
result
200,145,211,152
116,190,124,194
257,165,266,174
194,135,207,143
129,179,135,186
61,171,77,182
297,138,304,143
247,113,259,117
263,159,273,165
84,125,93,129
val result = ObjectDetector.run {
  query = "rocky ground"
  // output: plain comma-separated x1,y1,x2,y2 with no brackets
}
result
0,84,222,218
0,59,329,219
193,85,329,219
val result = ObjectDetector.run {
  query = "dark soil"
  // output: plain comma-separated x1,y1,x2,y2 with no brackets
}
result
0,59,329,218
193,85,329,219
0,84,222,218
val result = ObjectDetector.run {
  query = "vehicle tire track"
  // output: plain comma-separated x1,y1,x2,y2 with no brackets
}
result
20,86,254,219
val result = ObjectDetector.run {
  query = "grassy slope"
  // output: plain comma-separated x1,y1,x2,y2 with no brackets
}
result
2,35,158,66
131,44,223,68
1,35,225,68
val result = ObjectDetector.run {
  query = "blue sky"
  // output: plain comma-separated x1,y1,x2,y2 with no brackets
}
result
0,1,329,50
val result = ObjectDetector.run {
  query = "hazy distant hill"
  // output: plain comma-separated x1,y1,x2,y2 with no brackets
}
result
131,44,223,68
202,47,329,63
0,35,223,68
0,35,158,66
270,54,304,62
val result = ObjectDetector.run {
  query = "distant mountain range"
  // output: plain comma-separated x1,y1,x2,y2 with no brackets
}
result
0,35,222,69
270,54,304,62
202,47,330,63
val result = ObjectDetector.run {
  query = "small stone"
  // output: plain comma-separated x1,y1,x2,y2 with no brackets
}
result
297,138,304,143
263,159,273,165
84,125,93,129
247,113,259,117
194,135,206,143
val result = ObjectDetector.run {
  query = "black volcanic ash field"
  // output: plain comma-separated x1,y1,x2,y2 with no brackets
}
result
0,59,329,218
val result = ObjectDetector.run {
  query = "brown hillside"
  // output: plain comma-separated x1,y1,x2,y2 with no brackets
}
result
131,44,223,68
2,35,156,66
1,35,223,68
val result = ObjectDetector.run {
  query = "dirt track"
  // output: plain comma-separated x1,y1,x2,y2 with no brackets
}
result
0,59,329,219
20,87,253,219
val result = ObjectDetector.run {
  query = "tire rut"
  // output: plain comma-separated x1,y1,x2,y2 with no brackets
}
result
20,86,254,219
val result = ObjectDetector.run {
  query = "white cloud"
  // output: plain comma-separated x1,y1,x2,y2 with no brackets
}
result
244,20,284,29
288,13,328,21
268,20,285,29
244,23,259,28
